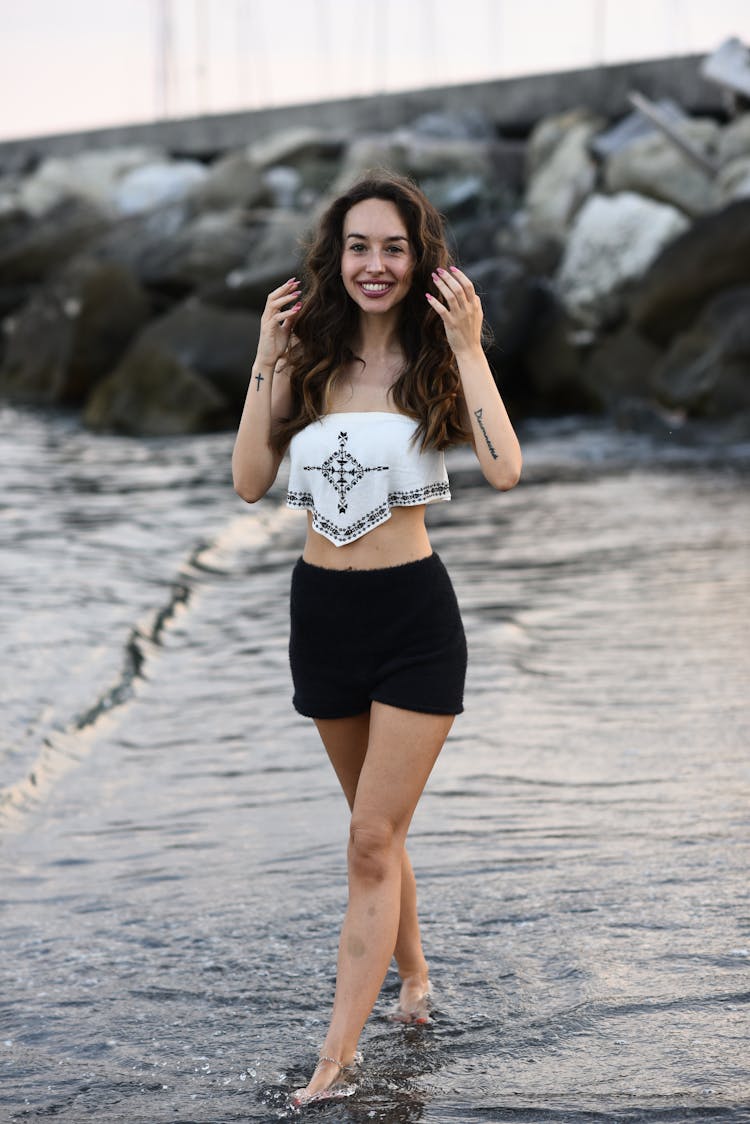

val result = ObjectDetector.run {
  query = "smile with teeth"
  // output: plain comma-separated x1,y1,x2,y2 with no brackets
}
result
359,281,394,294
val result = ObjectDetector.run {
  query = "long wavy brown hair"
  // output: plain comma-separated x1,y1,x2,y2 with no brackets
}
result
271,172,472,455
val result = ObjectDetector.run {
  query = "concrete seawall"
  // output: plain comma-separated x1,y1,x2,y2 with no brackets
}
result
0,53,722,173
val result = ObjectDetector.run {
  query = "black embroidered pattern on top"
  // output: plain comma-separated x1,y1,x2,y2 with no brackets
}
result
309,501,392,545
286,482,452,545
304,430,389,514
388,482,450,505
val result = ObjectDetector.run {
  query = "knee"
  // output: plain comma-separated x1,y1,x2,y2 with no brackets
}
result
348,817,399,885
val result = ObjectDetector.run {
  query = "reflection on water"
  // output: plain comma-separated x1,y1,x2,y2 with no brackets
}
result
1,405,748,1122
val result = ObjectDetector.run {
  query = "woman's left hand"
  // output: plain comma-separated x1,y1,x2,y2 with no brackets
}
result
426,267,484,358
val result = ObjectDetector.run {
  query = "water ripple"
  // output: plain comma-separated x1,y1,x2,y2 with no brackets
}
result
1,407,748,1121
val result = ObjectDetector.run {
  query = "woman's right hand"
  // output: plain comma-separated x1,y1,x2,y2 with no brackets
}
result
256,278,302,368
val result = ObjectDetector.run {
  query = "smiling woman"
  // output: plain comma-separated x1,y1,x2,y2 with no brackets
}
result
230,171,521,1106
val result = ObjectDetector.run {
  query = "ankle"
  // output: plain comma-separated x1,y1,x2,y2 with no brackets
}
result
316,1055,342,1074
321,1043,357,1070
398,961,429,986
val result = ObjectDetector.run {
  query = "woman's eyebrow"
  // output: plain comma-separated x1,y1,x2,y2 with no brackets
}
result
345,232,409,242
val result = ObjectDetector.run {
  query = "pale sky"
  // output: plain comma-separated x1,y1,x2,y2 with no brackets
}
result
1,0,749,142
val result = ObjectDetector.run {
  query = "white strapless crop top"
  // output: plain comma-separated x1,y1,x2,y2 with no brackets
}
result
286,412,451,546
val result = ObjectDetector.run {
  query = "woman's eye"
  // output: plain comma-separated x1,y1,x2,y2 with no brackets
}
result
349,243,366,252
386,245,403,254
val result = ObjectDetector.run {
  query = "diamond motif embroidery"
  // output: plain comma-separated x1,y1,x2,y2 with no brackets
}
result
304,431,388,514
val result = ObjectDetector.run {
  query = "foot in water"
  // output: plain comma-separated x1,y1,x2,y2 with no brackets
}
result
389,974,432,1024
290,1053,360,1107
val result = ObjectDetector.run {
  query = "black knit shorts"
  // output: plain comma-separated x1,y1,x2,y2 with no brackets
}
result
289,552,467,719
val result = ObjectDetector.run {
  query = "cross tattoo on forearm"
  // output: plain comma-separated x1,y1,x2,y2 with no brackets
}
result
254,370,264,391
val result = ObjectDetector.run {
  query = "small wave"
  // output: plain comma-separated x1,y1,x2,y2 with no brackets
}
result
0,503,299,827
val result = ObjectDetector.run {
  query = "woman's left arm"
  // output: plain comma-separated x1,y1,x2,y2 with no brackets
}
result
428,266,522,490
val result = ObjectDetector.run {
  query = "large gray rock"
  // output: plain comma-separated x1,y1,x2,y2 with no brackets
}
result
192,151,271,211
419,174,485,219
0,260,148,403
653,285,750,417
80,201,189,285
631,199,750,343
456,255,534,408
135,207,260,295
0,281,31,323
14,147,163,217
261,166,301,209
467,258,588,413
133,299,261,404
716,155,750,204
614,396,691,438
84,343,230,435
330,133,511,197
83,299,263,434
0,179,21,223
523,110,603,246
495,208,562,275
245,209,309,275
1,289,70,403
393,134,499,180
525,109,595,179
453,215,515,267
581,324,663,409
246,127,345,170
0,206,36,316
590,100,688,161
0,197,110,284
468,256,537,358
328,135,409,194
718,113,750,165
201,210,309,310
239,128,346,209
556,192,689,329
520,282,591,412
604,119,720,216
114,160,209,215
407,109,496,140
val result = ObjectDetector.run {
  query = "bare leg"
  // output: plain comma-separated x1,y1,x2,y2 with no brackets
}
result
391,856,431,1022
294,703,453,1103
316,714,430,1014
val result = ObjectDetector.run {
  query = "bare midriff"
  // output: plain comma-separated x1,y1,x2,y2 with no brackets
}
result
301,505,433,570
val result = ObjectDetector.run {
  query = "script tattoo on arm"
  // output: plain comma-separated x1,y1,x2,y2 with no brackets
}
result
474,407,499,460
254,370,264,391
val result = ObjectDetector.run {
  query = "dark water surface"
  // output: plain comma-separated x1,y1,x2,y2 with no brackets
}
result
1,405,749,1123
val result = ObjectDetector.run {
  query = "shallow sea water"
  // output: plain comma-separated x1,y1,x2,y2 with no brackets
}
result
1,404,749,1123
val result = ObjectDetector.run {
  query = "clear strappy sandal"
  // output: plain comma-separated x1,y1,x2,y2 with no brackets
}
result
290,1052,362,1107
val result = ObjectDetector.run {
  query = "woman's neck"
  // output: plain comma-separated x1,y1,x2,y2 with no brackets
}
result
353,311,402,363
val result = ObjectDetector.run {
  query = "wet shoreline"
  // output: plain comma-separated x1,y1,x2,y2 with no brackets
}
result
1,405,749,1121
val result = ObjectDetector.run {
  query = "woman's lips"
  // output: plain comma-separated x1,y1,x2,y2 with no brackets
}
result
357,281,394,298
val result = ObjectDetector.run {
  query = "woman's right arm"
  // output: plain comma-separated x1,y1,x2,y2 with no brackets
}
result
232,279,301,503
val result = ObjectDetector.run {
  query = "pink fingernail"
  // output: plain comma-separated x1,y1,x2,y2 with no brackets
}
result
425,292,433,299
437,267,447,275
450,266,459,272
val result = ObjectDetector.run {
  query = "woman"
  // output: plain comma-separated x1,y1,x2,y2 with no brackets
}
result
232,172,521,1106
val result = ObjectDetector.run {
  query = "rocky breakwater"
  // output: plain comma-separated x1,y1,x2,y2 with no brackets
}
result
0,90,749,439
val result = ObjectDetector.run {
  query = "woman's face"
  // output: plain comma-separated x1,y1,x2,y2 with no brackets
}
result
340,198,415,315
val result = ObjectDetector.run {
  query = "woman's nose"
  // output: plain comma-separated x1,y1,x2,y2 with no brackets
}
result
365,252,385,272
